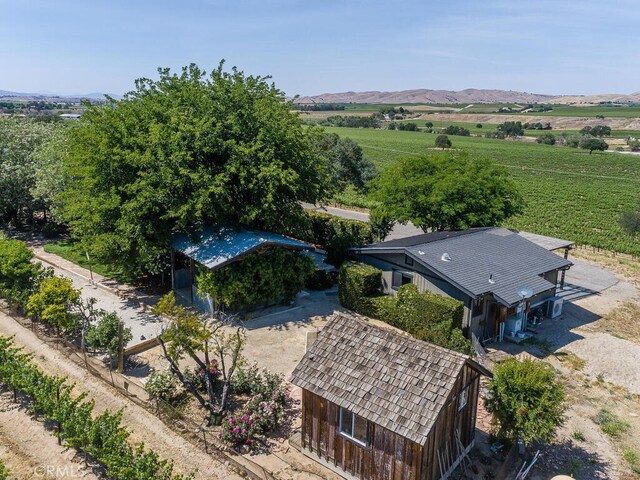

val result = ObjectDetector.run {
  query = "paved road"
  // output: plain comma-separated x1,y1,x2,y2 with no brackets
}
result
302,202,423,240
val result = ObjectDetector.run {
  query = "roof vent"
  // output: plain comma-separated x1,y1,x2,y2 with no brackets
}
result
441,253,451,262
489,274,496,284
418,250,425,255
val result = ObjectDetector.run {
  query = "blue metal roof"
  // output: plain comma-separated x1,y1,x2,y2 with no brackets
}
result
172,228,314,270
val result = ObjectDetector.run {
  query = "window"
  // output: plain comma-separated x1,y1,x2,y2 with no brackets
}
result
404,254,414,266
392,271,413,289
339,407,368,446
458,386,469,412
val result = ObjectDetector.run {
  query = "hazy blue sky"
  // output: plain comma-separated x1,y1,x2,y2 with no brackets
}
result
1,0,638,96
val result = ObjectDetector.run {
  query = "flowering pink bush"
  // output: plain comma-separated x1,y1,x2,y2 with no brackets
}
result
220,382,291,447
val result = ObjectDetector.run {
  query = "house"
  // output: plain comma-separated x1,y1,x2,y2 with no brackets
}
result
290,314,491,480
350,227,573,343
170,227,314,313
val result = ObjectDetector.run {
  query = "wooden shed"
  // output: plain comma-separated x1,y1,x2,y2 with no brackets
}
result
290,315,491,480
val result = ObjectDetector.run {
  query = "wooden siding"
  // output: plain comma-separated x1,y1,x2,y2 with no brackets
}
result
421,363,480,480
301,389,423,480
300,363,482,480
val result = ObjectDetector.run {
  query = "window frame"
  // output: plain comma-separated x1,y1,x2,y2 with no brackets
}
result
392,271,413,290
404,254,414,266
338,407,369,447
458,386,469,412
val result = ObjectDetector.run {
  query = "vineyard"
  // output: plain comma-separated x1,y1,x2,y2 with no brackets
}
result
324,127,640,256
0,335,191,480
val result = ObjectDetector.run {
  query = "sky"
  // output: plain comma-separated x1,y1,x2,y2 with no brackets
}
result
1,0,639,97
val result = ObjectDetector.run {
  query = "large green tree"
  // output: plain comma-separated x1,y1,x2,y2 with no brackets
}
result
316,132,376,191
60,63,330,274
0,118,65,225
369,151,524,232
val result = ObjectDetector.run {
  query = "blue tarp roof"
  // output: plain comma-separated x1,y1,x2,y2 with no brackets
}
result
171,228,314,270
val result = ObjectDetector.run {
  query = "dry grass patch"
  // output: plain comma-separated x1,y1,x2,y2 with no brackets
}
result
555,350,587,370
587,302,640,344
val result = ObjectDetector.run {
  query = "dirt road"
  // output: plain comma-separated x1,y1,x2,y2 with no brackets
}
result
0,311,241,480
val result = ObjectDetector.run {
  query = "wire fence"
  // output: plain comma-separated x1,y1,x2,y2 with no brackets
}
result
2,308,275,480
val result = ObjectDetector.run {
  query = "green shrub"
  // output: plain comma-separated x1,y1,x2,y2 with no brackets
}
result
197,248,314,310
595,409,630,437
304,269,336,290
0,235,49,308
485,357,566,445
145,370,185,406
26,276,81,334
338,261,382,311
295,211,373,266
231,362,284,399
338,264,471,354
623,448,640,474
0,459,7,480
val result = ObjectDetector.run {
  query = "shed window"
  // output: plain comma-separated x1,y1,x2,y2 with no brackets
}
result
339,407,368,446
458,386,469,412
404,254,414,266
392,271,413,289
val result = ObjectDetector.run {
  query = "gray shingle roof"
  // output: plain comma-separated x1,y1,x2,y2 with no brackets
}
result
290,314,469,446
354,227,572,306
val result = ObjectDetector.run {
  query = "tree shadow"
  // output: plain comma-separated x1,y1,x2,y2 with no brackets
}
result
529,438,611,479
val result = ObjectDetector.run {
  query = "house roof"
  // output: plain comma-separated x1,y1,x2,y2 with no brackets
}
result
290,314,482,446
171,228,314,270
353,227,572,306
516,231,574,251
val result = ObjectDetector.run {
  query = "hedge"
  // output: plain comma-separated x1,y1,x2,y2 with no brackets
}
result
295,211,373,266
338,262,473,355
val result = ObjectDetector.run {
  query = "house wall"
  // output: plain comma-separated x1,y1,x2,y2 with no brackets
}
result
301,389,423,480
357,253,475,332
300,362,482,480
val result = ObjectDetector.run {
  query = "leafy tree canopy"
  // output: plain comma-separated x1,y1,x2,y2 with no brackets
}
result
26,276,80,333
0,118,66,225
485,357,566,445
497,121,524,137
435,134,452,149
61,62,330,275
369,151,524,232
315,133,376,191
579,136,609,154
86,311,133,356
620,200,640,236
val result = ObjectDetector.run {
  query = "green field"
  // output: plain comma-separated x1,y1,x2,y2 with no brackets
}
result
324,127,640,256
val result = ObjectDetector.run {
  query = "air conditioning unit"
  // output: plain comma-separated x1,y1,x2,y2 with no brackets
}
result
547,297,563,319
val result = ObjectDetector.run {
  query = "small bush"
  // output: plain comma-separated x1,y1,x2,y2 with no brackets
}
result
595,409,630,437
571,430,586,441
146,370,185,406
536,133,556,145
305,270,336,291
627,139,640,152
231,363,284,398
623,449,640,474
0,459,7,480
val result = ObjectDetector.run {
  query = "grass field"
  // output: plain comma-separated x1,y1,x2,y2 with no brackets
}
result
43,240,135,283
324,127,640,256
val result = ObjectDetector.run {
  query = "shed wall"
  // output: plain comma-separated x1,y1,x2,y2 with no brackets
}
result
301,390,423,480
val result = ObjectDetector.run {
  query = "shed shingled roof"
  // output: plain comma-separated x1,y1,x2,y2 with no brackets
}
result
290,315,471,446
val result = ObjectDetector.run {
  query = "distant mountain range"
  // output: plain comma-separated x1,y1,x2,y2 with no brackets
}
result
294,88,640,105
0,89,122,101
